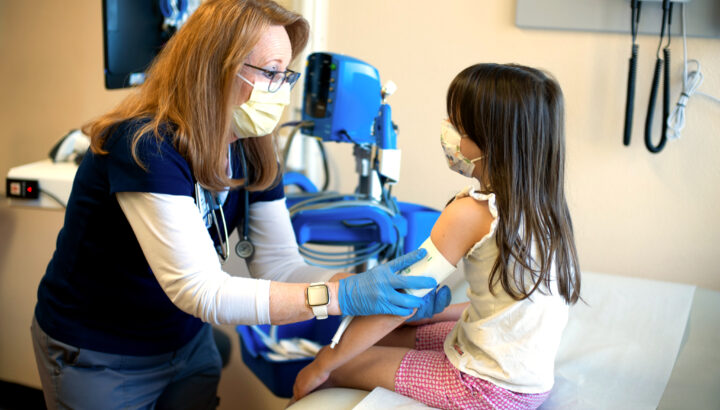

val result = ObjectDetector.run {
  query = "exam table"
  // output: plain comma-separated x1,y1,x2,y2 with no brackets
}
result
289,272,720,410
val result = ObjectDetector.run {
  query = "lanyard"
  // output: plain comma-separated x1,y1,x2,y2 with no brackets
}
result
194,147,232,262
195,182,230,262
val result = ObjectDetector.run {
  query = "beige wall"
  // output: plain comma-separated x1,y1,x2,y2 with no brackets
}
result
323,1,720,291
0,0,718,408
0,0,129,387
0,1,291,408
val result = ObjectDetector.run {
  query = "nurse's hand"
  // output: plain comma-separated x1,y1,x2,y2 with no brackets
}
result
338,249,436,317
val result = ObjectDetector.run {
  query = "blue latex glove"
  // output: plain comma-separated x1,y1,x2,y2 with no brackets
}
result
407,285,452,322
338,249,437,317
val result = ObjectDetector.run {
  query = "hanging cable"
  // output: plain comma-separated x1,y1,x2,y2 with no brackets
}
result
279,121,330,192
666,3,720,141
280,121,312,168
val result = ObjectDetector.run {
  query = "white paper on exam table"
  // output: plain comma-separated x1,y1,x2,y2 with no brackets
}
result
540,272,695,410
353,387,431,410
350,272,695,410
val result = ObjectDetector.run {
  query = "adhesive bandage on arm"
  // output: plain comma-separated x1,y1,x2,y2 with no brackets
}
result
399,237,456,297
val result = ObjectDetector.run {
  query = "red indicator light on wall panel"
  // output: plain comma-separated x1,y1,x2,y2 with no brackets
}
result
5,178,40,199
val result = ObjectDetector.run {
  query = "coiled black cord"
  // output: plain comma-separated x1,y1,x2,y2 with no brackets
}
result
644,57,667,153
644,0,673,154
623,0,641,146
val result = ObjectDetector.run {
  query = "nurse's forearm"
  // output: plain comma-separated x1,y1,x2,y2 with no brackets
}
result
268,281,341,325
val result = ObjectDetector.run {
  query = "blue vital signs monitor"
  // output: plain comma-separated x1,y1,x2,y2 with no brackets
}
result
301,53,382,144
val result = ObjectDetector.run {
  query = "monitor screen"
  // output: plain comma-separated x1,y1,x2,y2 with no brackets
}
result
102,0,166,89
102,0,199,89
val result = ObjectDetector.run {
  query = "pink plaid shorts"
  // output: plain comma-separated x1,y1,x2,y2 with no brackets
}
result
394,321,550,410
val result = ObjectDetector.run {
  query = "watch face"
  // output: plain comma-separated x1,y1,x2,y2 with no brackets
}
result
307,285,329,306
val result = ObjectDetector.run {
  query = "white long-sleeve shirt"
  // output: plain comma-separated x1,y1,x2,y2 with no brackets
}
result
117,192,334,325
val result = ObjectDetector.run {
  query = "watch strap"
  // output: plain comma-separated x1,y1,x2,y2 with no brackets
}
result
311,304,328,320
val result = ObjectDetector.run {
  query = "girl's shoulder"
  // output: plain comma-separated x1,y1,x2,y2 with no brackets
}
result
454,186,496,209
450,186,497,222
431,186,498,264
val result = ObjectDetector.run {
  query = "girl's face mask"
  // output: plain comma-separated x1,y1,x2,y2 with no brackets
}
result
440,119,483,178
232,73,290,139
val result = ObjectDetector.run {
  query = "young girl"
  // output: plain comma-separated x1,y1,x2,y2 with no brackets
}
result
292,63,581,409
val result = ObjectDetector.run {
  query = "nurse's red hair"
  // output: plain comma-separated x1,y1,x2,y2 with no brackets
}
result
84,0,308,191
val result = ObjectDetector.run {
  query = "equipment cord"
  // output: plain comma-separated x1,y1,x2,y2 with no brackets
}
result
666,3,720,141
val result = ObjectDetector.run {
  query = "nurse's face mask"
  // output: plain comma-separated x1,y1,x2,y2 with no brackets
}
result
232,69,292,139
440,119,483,178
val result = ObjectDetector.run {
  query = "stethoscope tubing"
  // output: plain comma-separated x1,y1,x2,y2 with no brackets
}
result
194,141,253,263
235,140,255,259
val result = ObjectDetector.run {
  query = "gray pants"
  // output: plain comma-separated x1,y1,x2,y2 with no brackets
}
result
31,317,222,410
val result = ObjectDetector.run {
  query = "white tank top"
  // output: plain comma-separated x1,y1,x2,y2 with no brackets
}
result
443,186,569,394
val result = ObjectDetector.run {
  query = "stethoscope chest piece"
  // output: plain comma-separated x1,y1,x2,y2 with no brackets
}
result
235,140,254,260
235,238,255,259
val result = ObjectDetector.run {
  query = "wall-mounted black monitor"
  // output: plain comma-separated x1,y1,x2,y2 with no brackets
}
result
102,1,169,89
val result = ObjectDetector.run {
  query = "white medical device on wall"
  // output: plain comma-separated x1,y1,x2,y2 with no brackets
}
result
5,130,90,209
5,160,77,209
49,129,90,165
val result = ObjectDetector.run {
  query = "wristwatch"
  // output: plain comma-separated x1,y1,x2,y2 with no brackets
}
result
306,282,329,320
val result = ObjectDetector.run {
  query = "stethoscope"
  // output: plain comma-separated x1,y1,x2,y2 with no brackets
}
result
234,141,255,259
194,141,254,263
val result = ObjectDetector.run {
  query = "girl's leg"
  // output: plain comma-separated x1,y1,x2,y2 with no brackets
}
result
326,346,410,392
325,343,485,410
324,321,471,409
376,325,417,348
376,320,456,350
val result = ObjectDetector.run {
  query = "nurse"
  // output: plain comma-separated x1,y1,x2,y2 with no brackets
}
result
30,0,449,408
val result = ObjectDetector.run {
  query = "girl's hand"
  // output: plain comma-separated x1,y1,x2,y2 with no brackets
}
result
293,360,331,401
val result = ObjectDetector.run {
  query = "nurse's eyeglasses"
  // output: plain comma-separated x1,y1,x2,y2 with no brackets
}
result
244,63,301,93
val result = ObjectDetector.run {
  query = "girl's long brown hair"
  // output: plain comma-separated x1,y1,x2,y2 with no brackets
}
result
447,63,581,304
83,0,308,191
